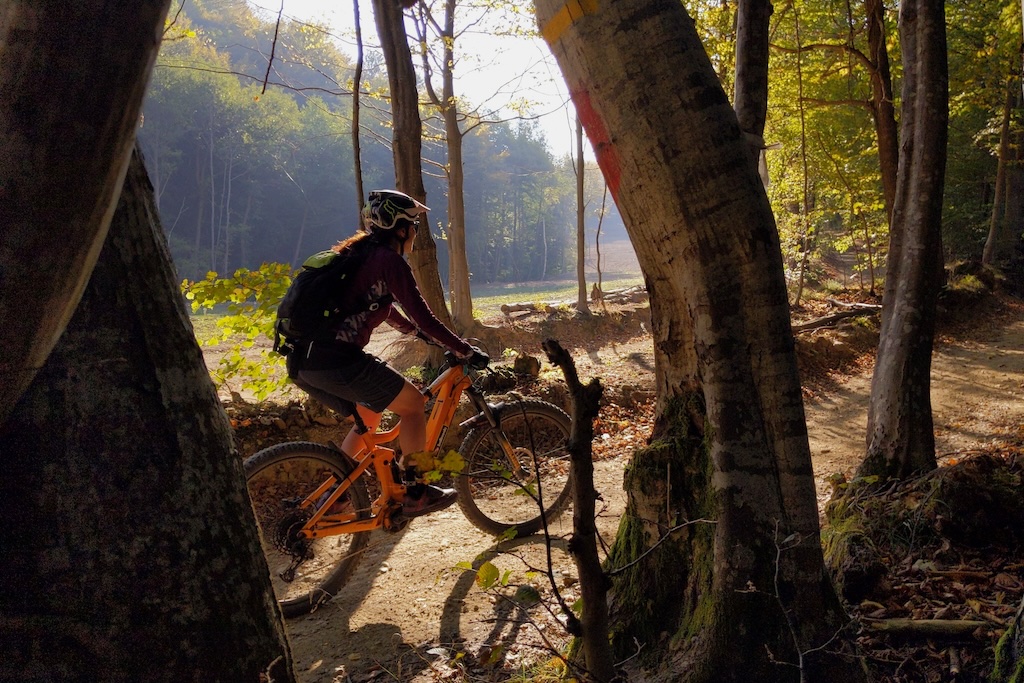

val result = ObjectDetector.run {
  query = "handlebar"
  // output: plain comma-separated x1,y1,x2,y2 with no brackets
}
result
413,330,489,372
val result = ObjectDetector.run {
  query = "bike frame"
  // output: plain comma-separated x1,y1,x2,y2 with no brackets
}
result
293,357,515,538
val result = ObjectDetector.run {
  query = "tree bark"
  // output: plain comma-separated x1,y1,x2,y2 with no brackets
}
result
445,108,475,332
352,0,366,220
418,0,475,333
0,0,171,424
860,0,948,480
733,0,772,168
865,0,900,225
576,117,591,314
372,0,456,357
534,1,863,680
0,149,295,682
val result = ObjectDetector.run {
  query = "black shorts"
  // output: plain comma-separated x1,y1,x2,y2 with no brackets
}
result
288,341,406,414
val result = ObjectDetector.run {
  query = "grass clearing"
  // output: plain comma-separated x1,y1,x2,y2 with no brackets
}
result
188,277,647,334
471,276,644,313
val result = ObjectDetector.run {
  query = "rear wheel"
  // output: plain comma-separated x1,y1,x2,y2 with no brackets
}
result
455,400,573,537
244,442,371,618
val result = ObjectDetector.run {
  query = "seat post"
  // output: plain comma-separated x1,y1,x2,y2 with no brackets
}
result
351,409,369,435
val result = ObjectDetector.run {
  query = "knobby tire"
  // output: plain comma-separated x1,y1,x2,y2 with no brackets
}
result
244,442,371,618
455,400,573,537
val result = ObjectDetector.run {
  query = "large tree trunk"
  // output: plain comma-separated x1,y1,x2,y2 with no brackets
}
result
0,0,170,424
534,1,863,680
372,0,456,353
860,0,948,480
0,149,295,681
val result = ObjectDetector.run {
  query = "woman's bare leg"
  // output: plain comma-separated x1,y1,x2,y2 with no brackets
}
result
387,380,427,456
341,405,382,456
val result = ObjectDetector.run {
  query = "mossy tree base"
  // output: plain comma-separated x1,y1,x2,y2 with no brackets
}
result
607,397,863,682
992,596,1024,683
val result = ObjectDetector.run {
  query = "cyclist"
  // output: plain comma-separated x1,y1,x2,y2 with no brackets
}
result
287,189,489,517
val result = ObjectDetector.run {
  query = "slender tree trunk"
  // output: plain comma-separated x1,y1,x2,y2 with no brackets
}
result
0,0,171,423
1001,119,1024,264
446,116,474,331
535,1,862,679
863,214,877,294
576,118,590,313
865,0,899,225
239,189,253,266
982,83,1013,266
222,155,233,273
418,0,474,332
208,110,217,272
542,217,548,280
595,184,608,295
0,148,295,682
352,0,365,219
372,0,455,359
860,0,948,480
793,6,813,307
194,153,205,261
733,0,772,167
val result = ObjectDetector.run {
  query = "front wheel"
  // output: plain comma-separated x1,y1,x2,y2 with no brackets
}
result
244,442,371,618
455,400,573,537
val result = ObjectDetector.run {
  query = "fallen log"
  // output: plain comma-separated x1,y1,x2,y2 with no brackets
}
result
502,286,649,316
862,618,991,637
826,298,883,310
601,287,648,304
792,307,880,333
501,302,550,315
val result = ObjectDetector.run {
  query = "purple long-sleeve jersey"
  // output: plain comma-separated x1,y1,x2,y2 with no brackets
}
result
329,242,472,357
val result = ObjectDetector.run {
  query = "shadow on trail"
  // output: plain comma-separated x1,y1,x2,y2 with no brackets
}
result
283,526,421,682
439,534,572,662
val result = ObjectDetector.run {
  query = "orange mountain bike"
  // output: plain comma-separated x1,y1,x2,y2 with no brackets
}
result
243,350,573,617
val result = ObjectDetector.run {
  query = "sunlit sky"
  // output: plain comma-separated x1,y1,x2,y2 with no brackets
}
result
246,0,580,157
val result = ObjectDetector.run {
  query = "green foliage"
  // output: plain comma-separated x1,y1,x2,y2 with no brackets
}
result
948,273,988,294
454,560,513,591
182,262,293,400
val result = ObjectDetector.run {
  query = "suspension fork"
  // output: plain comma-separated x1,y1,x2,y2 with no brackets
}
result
463,385,526,474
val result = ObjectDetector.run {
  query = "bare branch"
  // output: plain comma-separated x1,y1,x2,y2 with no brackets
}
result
261,0,284,95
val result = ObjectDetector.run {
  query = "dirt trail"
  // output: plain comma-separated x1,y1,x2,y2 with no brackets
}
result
804,317,1024,506
278,314,1024,683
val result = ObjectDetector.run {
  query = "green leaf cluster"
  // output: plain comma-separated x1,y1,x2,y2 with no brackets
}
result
689,0,1021,294
454,559,514,591
182,262,294,400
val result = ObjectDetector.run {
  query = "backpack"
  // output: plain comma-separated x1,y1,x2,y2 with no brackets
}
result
272,241,385,355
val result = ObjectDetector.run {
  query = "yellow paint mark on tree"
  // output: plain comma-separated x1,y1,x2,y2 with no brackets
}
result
540,0,600,45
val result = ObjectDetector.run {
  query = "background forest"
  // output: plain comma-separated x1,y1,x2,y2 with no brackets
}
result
142,0,628,285
142,0,1022,294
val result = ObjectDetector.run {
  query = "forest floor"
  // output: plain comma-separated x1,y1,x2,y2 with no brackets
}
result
219,290,1024,683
